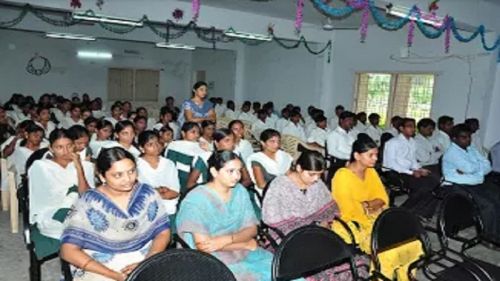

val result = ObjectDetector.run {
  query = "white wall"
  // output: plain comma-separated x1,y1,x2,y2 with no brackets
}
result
242,41,327,110
191,48,236,101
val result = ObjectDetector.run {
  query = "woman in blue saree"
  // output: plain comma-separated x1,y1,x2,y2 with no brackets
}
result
176,151,272,281
60,147,171,281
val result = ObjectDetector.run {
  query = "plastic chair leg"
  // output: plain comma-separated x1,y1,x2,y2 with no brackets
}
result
29,250,41,281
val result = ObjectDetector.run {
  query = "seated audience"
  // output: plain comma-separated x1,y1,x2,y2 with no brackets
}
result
263,150,370,280
328,104,344,130
383,118,440,218
28,129,94,257
326,111,356,180
442,124,500,244
275,107,290,133
414,118,442,175
251,109,273,140
307,114,329,148
84,117,98,138
59,104,84,129
198,120,215,152
176,151,273,280
89,119,114,160
282,110,307,141
434,115,454,152
238,101,256,123
35,106,56,139
179,81,216,125
332,135,389,253
153,106,180,140
229,120,254,162
365,113,383,145
104,103,123,127
354,112,368,133
68,125,91,161
247,129,293,193
491,139,500,174
384,115,402,137
137,131,180,220
224,100,238,120
164,122,206,194
102,120,141,158
465,118,486,156
61,147,170,281
158,125,174,153
10,123,46,183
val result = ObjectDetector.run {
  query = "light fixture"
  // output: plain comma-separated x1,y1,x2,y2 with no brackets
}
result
72,12,144,27
386,5,443,27
155,42,196,50
223,28,273,41
77,51,113,59
45,32,96,41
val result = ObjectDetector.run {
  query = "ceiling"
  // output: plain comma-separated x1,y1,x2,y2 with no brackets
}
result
178,0,366,29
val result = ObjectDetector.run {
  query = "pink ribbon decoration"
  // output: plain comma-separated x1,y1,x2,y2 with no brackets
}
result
359,2,370,42
407,19,415,47
444,16,451,53
295,0,305,34
70,0,82,9
192,0,200,22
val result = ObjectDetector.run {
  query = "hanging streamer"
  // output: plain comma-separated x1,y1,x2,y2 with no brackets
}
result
192,0,200,22
295,0,304,34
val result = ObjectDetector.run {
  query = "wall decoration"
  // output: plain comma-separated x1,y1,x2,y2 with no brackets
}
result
0,4,332,62
192,0,200,22
172,8,184,22
70,0,82,9
294,0,304,34
26,54,51,76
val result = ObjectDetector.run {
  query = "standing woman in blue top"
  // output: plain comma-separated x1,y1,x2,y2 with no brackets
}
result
179,81,216,126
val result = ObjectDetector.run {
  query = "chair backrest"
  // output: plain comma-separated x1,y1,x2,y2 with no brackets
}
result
438,192,482,244
280,134,303,160
272,225,357,281
371,208,431,270
126,249,236,281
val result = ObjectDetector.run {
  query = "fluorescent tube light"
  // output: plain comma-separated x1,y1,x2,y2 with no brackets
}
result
46,32,96,41
387,6,443,27
77,51,113,59
73,13,144,27
155,42,196,50
223,29,273,41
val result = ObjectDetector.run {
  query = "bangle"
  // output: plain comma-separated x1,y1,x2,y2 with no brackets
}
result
82,258,94,271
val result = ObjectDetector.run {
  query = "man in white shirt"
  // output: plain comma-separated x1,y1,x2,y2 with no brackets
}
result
465,118,486,156
433,115,454,153
275,108,291,133
383,118,440,218
414,118,442,176
104,104,123,127
354,112,368,133
307,115,329,147
384,115,402,137
365,113,383,145
214,97,227,117
328,105,344,130
282,111,307,141
251,110,272,140
59,104,84,129
326,111,356,181
238,101,255,123
224,100,238,120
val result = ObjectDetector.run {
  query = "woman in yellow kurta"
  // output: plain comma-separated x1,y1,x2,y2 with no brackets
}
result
332,135,424,281
331,134,388,253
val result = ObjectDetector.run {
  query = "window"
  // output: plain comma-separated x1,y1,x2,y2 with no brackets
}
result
354,73,435,126
108,68,159,102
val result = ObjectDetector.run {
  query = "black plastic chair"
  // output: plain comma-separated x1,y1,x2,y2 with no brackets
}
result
18,148,71,281
379,168,409,207
126,249,236,281
437,192,500,280
271,225,362,281
371,208,492,281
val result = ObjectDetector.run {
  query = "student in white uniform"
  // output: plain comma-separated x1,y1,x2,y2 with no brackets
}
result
354,112,368,133
251,110,273,141
307,115,329,148
414,118,442,176
153,107,180,140
229,120,254,162
198,120,215,152
238,101,255,123
224,100,238,120
325,111,356,180
328,105,344,130
84,117,98,140
101,120,141,158
275,108,291,134
59,104,84,129
365,113,383,146
104,103,123,127
10,123,47,184
282,110,307,142
433,115,454,153
384,115,402,137
137,130,180,218
89,119,114,160
133,116,148,140
246,129,293,194
51,98,71,124
28,129,94,246
67,125,92,161
465,118,486,156
35,107,56,139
